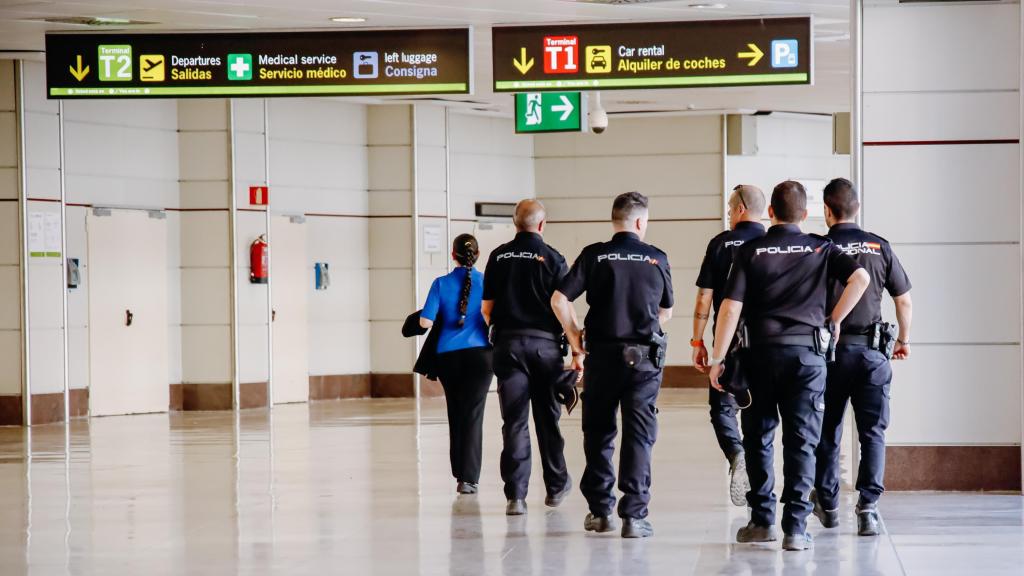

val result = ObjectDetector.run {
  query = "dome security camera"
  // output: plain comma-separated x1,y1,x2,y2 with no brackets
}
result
589,92,608,134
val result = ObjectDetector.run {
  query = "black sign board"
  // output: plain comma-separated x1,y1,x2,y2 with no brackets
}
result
46,28,472,99
492,17,811,92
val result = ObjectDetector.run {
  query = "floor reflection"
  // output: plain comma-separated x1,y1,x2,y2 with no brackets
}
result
0,391,1018,575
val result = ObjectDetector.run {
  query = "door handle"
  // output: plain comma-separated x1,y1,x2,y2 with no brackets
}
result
126,309,134,327
272,309,276,322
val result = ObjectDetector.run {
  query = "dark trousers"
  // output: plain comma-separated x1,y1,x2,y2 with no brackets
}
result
580,349,662,519
815,345,892,510
493,336,570,500
710,387,744,461
742,345,826,535
436,347,494,484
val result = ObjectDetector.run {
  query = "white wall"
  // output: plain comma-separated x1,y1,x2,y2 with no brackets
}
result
535,115,723,366
863,2,1022,447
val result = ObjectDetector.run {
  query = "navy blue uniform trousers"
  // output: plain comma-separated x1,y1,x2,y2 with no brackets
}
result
580,348,662,519
710,387,744,461
815,344,892,510
493,336,570,500
742,345,826,535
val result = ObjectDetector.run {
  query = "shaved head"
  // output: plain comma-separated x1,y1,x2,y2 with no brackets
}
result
729,184,766,218
514,199,546,232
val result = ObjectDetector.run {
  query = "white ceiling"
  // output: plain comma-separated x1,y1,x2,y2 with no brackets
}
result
0,0,852,114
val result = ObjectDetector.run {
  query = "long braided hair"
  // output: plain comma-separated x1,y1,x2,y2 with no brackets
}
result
452,233,479,327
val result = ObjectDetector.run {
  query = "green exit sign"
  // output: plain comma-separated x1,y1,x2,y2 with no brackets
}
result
514,92,587,134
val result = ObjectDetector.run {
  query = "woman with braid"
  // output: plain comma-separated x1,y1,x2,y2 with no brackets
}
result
419,234,494,494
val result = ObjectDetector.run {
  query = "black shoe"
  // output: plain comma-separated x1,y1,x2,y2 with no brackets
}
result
810,489,840,529
621,517,654,539
506,499,527,516
456,481,478,495
736,521,777,543
728,452,749,507
545,477,572,508
782,532,813,551
583,513,618,533
857,504,881,536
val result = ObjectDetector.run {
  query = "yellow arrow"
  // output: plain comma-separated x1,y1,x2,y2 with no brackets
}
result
513,47,534,75
737,43,763,67
69,55,90,81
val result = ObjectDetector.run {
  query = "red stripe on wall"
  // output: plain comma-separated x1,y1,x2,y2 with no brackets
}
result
864,139,1019,147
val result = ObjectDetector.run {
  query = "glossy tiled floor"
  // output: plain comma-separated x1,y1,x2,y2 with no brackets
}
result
0,389,1020,575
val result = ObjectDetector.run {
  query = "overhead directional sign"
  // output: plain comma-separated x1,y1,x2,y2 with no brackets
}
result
492,17,811,92
45,28,472,99
514,92,587,134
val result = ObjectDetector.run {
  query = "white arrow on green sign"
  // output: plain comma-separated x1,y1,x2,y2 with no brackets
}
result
514,91,587,134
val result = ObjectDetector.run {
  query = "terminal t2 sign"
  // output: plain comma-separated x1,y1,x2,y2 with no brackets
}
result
493,17,811,92
515,92,587,134
46,28,471,98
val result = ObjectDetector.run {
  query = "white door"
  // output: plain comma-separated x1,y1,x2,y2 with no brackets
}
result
271,216,309,404
88,210,168,416
472,221,516,266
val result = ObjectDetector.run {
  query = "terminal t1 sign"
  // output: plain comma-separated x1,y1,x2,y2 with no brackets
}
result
46,28,471,99
493,17,811,92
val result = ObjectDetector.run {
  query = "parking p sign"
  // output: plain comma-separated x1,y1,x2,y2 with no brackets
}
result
771,39,798,68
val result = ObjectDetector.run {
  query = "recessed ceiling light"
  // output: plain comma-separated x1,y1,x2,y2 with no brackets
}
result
329,16,367,23
689,3,727,8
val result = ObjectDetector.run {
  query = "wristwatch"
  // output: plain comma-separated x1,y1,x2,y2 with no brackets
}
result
708,356,725,367
897,339,910,346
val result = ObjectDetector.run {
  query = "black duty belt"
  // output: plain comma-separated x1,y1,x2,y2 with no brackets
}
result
838,334,874,347
495,328,561,343
752,333,815,347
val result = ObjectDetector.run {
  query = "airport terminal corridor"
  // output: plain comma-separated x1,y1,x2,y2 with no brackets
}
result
1,390,1020,575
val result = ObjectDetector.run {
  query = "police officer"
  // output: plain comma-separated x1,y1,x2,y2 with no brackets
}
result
551,191,673,539
481,199,574,516
692,184,767,507
708,181,870,551
812,178,913,536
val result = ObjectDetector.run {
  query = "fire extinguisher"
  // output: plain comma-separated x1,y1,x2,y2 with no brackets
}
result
250,235,268,284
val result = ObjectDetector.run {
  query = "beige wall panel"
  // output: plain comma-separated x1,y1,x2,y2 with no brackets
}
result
0,168,17,199
181,181,230,210
417,145,447,197
645,220,724,269
269,141,368,192
535,154,721,200
68,325,88,390
236,270,269,326
310,270,370,323
368,146,412,192
0,61,13,111
24,111,59,171
27,261,62,329
0,203,19,264
181,325,232,384
21,62,52,113
892,244,1019,344
368,105,411,146
168,324,182,385
534,115,721,157
30,328,64,394
180,212,230,268
888,345,1021,445
0,267,18,330
864,4,1020,93
177,131,230,182
66,122,180,182
369,218,413,268
416,105,447,147
864,92,1021,142
180,268,231,326
370,269,414,320
753,115,833,156
369,190,413,216
863,144,1020,244
177,99,228,132
268,186,369,217
541,195,722,222
0,112,17,168
0,331,21,395
307,217,369,269
26,168,60,201
370,321,413,373
233,131,267,186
